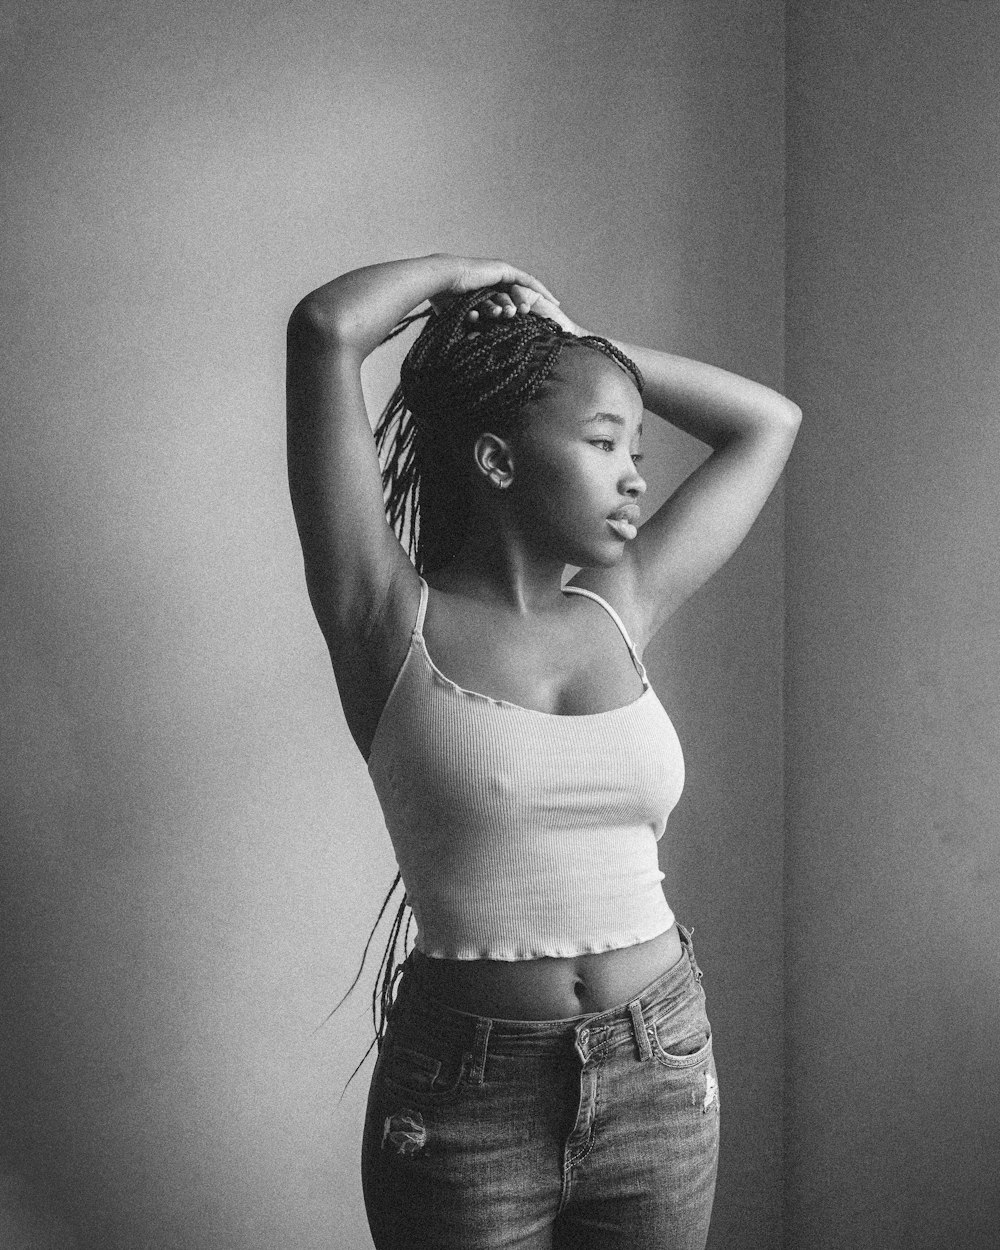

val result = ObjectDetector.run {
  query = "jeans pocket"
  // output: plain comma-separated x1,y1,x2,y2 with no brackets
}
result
382,1035,468,1102
649,983,714,1069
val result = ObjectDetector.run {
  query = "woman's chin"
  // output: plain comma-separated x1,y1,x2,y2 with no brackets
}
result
526,525,628,569
574,542,628,569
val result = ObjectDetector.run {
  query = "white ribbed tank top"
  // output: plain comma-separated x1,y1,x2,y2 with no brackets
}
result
367,577,685,961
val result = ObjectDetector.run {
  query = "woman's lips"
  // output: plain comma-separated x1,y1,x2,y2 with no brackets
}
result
607,504,640,541
607,518,638,540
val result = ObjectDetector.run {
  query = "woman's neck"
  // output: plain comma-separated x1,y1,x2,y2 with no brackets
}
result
427,530,568,615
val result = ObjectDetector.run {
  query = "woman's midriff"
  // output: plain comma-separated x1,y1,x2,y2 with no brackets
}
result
411,924,683,1020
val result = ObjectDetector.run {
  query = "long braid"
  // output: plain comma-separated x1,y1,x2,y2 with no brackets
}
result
334,291,644,1099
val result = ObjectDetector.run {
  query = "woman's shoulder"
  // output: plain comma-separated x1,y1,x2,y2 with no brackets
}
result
563,564,648,654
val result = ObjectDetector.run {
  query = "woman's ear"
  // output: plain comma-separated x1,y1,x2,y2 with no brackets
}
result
473,433,514,491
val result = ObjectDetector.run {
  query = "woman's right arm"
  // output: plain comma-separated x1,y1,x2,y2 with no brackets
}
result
286,254,453,657
286,254,556,662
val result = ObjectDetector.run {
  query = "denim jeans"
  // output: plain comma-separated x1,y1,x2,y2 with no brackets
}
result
361,924,719,1249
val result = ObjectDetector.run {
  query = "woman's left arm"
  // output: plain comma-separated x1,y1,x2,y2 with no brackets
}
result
461,289,802,647
599,337,801,645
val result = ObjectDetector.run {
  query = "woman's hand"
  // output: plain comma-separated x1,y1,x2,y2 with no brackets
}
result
435,256,559,305
505,288,587,336
429,260,588,338
427,258,558,321
464,287,587,337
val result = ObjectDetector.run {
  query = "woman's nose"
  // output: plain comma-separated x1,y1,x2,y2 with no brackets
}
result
622,463,647,497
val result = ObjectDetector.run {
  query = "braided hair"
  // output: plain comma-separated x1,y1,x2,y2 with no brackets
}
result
375,286,644,572
332,288,644,1099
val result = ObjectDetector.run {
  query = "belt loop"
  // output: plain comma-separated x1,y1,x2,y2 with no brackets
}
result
628,1001,653,1061
678,922,704,982
467,1017,492,1085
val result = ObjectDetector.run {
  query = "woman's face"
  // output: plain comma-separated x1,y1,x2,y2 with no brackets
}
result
509,347,646,567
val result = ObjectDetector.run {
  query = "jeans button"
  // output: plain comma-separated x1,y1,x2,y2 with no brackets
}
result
579,1028,589,1044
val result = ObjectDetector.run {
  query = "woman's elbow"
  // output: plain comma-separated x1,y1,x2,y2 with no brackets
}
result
287,294,348,349
749,394,801,443
770,395,802,434
783,399,803,429
288,295,322,332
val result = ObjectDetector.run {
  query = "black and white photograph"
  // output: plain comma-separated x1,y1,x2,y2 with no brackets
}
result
2,2,998,1246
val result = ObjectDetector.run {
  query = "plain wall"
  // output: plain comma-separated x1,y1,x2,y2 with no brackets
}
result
785,2,1000,1246
1,1,787,1247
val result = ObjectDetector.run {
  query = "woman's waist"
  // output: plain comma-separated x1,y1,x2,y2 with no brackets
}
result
403,923,685,1021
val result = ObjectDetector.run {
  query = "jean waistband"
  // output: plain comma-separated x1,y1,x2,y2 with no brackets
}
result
391,923,703,1068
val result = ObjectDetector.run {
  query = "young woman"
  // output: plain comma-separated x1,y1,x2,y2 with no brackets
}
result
286,253,800,1249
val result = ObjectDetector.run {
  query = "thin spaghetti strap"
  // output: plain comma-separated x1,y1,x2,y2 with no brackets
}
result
413,576,430,636
562,585,649,685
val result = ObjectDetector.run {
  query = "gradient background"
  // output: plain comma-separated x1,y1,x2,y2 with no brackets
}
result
785,3,1000,1246
2,1,997,1247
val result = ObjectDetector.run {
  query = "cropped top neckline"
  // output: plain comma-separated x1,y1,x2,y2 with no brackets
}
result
413,575,650,719
415,631,653,720
368,577,652,768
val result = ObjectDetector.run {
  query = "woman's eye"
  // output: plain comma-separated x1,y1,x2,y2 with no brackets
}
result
589,439,641,461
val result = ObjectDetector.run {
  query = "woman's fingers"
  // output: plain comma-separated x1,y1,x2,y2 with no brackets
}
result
445,261,564,331
505,267,560,305
451,258,560,307
432,292,513,321
508,283,538,314
478,293,516,318
465,291,520,327
460,285,579,338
